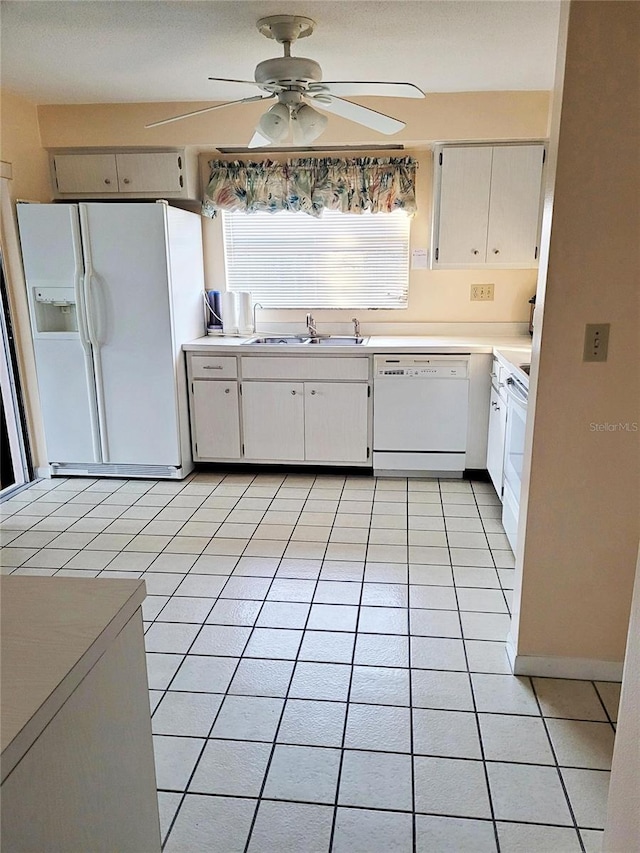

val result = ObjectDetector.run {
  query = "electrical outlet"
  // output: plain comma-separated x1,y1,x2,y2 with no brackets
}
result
583,323,610,362
471,284,495,301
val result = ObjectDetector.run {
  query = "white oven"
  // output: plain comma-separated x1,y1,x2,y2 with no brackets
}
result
502,374,528,551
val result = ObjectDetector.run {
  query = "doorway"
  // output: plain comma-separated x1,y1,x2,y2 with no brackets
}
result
0,252,31,496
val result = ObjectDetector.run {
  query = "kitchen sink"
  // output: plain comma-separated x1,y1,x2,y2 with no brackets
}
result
246,336,311,345
246,335,367,346
308,336,367,346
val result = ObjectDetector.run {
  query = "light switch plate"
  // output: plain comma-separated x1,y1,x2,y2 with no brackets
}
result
583,323,610,362
471,284,494,301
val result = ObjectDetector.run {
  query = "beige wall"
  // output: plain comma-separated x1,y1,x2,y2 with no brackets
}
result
511,1,640,668
37,92,550,325
1,89,51,202
200,148,538,326
0,89,51,467
37,91,550,150
1,88,550,467
604,549,640,851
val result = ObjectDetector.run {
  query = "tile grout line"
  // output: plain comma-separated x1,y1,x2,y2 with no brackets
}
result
406,479,418,853
160,470,303,850
326,475,371,853
528,677,587,851
448,478,502,853
242,471,335,853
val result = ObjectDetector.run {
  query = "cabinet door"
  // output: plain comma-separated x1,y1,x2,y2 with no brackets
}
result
486,145,544,265
115,153,184,193
305,382,369,463
242,382,305,461
436,147,492,265
53,154,119,194
486,385,507,497
192,380,241,460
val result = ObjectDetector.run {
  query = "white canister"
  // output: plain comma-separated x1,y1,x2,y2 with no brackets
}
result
237,291,254,336
221,291,239,336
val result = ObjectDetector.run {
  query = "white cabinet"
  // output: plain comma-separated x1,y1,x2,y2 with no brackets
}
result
486,384,507,496
242,382,305,461
51,150,196,199
242,380,369,464
192,380,241,460
432,144,545,268
52,154,120,194
305,383,369,463
187,355,241,461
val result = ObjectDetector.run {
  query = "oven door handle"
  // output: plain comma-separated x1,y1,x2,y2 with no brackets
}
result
506,376,528,407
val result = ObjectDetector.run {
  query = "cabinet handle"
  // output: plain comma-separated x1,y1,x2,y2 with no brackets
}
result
104,178,111,185
123,178,131,185
310,390,316,395
291,390,296,395
224,388,230,394
493,249,500,254
494,405,501,411
203,365,223,370
471,249,479,255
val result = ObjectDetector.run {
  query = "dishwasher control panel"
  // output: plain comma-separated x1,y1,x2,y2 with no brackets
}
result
374,356,469,379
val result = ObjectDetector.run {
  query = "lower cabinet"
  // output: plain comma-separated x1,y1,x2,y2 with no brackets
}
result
191,379,241,460
242,381,369,464
305,382,369,463
242,382,305,461
486,384,507,496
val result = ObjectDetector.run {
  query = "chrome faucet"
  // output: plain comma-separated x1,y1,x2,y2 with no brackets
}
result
252,302,263,334
352,317,361,338
306,312,318,338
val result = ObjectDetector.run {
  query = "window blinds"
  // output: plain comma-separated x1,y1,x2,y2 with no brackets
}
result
222,209,410,309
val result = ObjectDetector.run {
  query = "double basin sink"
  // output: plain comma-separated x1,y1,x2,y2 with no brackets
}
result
246,335,367,346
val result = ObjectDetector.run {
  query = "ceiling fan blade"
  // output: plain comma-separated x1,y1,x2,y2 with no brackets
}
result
318,82,425,99
207,77,258,86
248,131,273,149
145,95,272,128
309,96,405,135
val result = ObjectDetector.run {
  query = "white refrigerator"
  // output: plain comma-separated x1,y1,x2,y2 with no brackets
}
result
17,201,205,479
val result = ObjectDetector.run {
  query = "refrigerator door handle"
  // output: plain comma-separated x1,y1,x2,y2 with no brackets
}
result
70,206,102,463
78,204,110,463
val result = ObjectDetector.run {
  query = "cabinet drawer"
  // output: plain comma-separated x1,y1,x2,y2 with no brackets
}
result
190,355,238,379
241,356,369,381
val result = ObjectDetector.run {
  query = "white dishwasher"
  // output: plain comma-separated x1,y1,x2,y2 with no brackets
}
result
373,355,470,477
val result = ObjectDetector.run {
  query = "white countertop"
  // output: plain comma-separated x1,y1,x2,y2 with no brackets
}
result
0,577,146,781
184,334,533,355
493,345,533,384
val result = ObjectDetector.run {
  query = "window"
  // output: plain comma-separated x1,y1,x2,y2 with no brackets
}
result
222,209,410,309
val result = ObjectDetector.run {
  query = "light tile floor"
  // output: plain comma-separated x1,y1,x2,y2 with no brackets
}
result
1,471,620,852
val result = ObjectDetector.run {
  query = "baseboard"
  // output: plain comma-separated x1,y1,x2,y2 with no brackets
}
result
506,635,622,681
35,466,52,479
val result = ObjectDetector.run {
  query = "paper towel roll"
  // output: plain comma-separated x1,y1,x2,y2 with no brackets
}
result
221,291,238,336
237,291,253,336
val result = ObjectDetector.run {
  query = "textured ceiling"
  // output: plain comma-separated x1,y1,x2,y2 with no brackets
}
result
1,1,561,104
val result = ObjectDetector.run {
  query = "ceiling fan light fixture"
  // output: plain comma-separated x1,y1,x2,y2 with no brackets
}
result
257,102,290,142
292,103,328,144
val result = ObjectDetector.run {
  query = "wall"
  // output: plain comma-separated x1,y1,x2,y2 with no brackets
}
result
37,91,550,326
199,148,538,327
603,549,640,851
37,91,550,150
510,1,640,674
0,89,51,468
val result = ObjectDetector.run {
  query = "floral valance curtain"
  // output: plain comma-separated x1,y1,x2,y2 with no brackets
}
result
201,157,418,218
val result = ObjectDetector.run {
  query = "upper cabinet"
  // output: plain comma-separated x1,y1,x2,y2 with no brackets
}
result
50,150,198,199
431,143,546,269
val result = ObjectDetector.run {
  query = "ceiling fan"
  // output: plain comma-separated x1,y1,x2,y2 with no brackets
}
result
146,15,425,146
